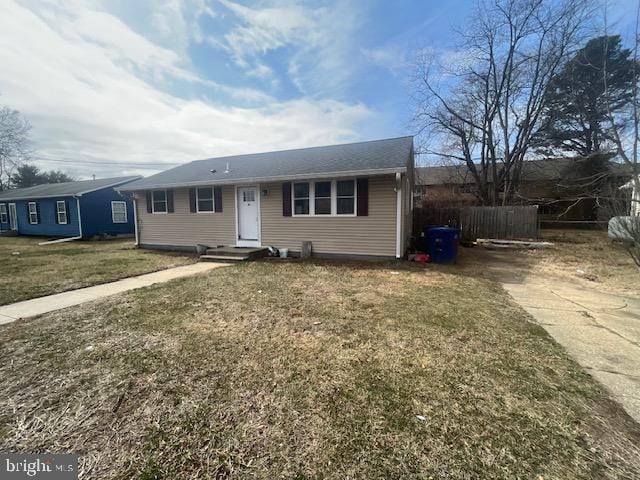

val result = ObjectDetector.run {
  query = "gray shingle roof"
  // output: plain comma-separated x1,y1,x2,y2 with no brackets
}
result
120,136,414,191
0,176,141,201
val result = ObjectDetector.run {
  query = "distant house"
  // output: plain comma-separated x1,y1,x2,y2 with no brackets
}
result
0,176,140,238
119,137,415,259
416,158,632,223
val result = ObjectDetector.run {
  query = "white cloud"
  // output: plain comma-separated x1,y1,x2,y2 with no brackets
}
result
212,0,365,96
0,0,373,179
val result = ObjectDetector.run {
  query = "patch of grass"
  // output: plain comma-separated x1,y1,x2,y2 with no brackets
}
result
0,237,195,305
535,230,638,294
0,261,638,478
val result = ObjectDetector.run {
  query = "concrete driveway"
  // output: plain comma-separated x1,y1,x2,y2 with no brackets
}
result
502,268,640,423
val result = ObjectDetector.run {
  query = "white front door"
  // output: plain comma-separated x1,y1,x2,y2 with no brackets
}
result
8,203,17,231
237,186,260,246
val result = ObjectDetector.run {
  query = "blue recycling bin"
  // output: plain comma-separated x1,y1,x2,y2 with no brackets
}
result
427,227,459,264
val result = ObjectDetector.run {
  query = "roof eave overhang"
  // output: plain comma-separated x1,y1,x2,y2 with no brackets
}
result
0,177,142,202
118,167,407,192
0,193,77,202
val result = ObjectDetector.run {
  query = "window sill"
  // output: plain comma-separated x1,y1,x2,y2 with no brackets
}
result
291,214,357,218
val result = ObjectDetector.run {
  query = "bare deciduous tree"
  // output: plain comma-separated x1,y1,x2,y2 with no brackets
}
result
604,2,640,266
0,105,31,191
413,0,590,206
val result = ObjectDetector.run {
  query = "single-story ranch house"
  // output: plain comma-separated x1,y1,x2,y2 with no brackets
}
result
119,136,415,259
0,176,140,238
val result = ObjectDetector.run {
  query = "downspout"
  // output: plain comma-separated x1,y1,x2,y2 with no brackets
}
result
133,197,139,246
75,196,83,239
396,172,402,259
38,196,83,245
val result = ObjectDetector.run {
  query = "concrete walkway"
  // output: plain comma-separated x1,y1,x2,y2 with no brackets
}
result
503,276,640,423
0,262,227,324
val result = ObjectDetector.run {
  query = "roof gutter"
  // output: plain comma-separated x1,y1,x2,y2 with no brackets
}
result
0,176,142,202
0,194,76,202
118,167,407,192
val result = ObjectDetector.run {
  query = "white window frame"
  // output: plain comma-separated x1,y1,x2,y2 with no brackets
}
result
56,200,68,225
0,204,6,223
293,182,311,216
151,190,168,214
292,179,357,217
28,202,38,224
196,187,215,213
111,201,127,223
335,179,357,216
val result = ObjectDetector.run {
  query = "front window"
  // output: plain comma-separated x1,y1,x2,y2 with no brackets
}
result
111,201,127,223
294,182,310,215
292,179,357,216
0,204,6,223
28,202,38,224
152,190,167,213
336,180,355,215
56,201,67,224
197,187,214,212
314,181,331,215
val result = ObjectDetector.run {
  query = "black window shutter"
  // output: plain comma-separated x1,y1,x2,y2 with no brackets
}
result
54,203,59,224
167,190,174,213
66,201,71,223
146,191,152,213
189,188,196,213
35,203,40,224
26,204,31,223
214,187,223,212
282,182,292,217
357,178,369,216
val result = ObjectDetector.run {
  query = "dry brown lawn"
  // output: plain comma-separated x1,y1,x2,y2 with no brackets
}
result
1,260,639,479
457,229,640,297
536,229,640,295
0,237,195,305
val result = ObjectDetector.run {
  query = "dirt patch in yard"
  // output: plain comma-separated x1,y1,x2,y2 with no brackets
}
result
456,229,640,297
1,261,639,479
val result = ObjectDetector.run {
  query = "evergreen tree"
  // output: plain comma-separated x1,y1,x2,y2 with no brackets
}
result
11,164,73,188
535,35,639,157
11,164,42,188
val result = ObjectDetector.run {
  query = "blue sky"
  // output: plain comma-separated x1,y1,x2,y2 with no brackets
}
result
0,0,636,178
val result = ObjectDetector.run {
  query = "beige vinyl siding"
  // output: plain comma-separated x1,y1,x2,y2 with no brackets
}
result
136,187,236,247
261,175,397,257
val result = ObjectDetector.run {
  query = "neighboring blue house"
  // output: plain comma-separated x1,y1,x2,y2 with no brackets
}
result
0,176,140,238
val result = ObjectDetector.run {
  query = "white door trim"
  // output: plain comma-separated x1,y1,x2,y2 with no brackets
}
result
235,184,261,247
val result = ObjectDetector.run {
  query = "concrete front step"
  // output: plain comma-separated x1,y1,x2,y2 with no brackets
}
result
199,246,269,263
200,254,249,262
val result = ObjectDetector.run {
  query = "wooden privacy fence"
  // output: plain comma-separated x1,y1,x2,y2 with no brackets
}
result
413,205,539,241
459,206,539,241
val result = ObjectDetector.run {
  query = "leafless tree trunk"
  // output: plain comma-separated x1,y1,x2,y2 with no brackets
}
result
412,0,590,206
604,2,640,267
0,106,31,191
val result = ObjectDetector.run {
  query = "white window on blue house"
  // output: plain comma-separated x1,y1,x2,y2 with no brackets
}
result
0,204,7,223
28,202,39,224
56,201,68,224
111,201,127,223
